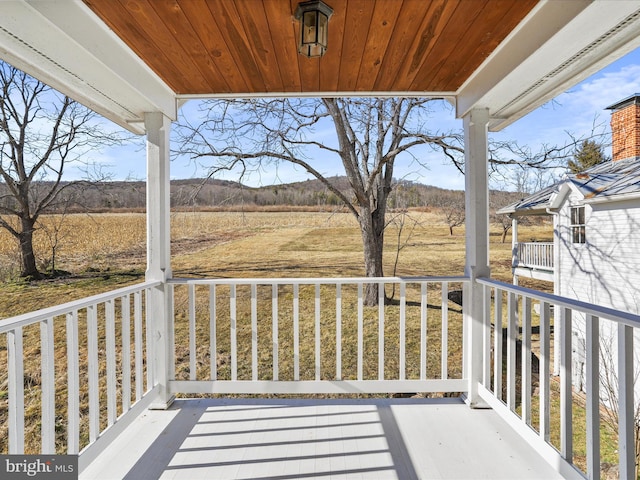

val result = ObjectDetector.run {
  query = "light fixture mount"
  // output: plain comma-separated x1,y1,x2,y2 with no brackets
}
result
295,1,333,58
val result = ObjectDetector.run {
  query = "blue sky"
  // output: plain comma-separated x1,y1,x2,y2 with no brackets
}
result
87,46,640,191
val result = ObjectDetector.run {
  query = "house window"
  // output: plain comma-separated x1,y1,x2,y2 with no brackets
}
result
570,206,586,244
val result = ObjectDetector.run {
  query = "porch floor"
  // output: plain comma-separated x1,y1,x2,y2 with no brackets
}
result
80,397,563,480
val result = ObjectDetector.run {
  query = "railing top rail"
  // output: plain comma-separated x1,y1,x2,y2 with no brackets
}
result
169,276,470,286
0,280,162,333
516,242,554,246
478,277,640,329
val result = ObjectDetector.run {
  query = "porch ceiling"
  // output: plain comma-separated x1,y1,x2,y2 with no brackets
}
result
1,1,640,134
81,0,537,96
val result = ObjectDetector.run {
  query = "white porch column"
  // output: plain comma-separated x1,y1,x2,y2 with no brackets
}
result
463,108,490,407
144,112,174,408
145,112,172,281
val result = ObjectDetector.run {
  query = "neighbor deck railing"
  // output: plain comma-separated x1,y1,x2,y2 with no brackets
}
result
168,276,469,395
477,277,640,480
514,242,554,270
0,281,160,462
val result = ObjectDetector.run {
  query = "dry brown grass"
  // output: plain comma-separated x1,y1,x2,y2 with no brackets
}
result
0,210,553,455
0,209,534,290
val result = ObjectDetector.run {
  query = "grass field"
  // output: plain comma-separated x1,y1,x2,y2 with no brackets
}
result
0,209,541,317
1,209,617,476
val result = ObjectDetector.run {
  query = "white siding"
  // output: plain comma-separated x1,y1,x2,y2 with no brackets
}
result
557,195,640,314
556,193,640,392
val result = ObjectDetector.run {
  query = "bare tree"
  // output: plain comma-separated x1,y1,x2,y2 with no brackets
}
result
490,190,523,243
175,98,464,305
174,97,587,304
435,192,465,235
0,62,122,279
598,334,640,478
387,209,421,300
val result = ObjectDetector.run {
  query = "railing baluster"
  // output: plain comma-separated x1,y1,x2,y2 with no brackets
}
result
7,326,24,454
539,301,550,442
494,288,503,399
188,283,196,381
618,323,634,479
315,283,320,381
230,284,237,381
522,296,532,425
585,314,600,480
400,282,406,381
273,283,279,381
507,292,517,411
378,281,385,380
336,283,342,381
251,284,258,381
121,295,131,413
106,299,117,426
145,287,154,389
134,291,143,401
357,282,363,381
210,285,216,381
40,318,55,454
87,304,99,443
293,284,300,381
167,285,175,386
420,282,427,381
67,310,79,454
482,284,491,387
551,300,560,377
441,281,448,380
560,307,573,462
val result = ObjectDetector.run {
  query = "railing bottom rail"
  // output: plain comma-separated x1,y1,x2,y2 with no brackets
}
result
170,379,468,395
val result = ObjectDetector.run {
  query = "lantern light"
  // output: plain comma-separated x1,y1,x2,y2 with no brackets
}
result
295,1,333,58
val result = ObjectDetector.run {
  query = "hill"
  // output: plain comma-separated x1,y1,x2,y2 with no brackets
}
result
0,177,524,213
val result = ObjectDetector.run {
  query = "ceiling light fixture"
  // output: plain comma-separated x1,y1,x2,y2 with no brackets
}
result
295,1,333,58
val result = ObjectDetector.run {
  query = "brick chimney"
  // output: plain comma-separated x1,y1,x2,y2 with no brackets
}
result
607,94,640,161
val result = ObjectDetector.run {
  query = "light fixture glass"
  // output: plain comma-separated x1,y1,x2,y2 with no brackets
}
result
295,1,333,58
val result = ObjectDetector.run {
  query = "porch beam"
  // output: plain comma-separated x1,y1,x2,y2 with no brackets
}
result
463,107,490,407
0,2,176,134
457,1,640,131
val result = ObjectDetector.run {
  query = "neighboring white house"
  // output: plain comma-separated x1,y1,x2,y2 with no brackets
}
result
499,94,640,389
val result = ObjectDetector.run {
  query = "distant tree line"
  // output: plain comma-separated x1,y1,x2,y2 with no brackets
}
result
0,176,524,216
0,176,530,246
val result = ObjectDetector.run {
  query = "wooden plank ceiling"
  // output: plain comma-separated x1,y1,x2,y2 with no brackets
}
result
82,0,539,96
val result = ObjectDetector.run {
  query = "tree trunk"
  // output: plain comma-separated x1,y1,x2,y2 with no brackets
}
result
359,204,386,306
18,217,40,279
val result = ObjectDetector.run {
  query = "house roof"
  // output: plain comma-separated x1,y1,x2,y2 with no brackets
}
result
1,2,640,134
605,93,640,111
497,157,640,216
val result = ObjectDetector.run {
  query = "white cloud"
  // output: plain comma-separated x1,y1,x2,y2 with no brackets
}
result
562,63,640,113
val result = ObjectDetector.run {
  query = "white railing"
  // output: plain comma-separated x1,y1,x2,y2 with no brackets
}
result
0,280,161,461
13,274,638,479
515,242,554,270
168,276,469,394
477,277,640,480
